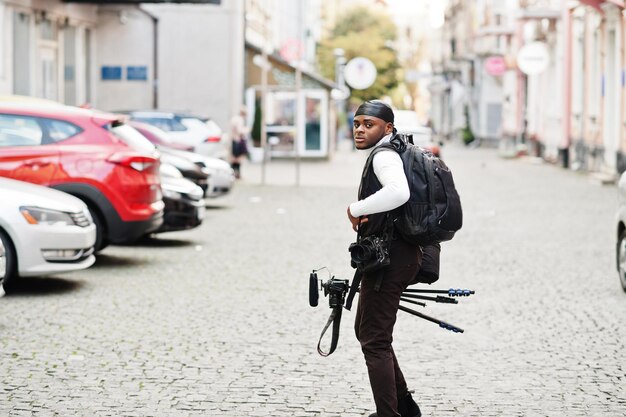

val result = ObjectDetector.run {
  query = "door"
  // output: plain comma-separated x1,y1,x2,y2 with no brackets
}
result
0,114,59,184
39,46,58,101
298,90,328,157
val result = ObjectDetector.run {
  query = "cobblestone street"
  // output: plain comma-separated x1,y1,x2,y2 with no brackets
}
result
1,141,625,416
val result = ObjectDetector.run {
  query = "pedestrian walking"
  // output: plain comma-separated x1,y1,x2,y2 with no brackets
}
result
347,100,423,417
229,106,250,179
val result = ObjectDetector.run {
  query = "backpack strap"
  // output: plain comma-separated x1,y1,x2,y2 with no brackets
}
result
423,154,435,207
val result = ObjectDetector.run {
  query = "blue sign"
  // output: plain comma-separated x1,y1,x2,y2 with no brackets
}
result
127,66,148,81
101,66,122,81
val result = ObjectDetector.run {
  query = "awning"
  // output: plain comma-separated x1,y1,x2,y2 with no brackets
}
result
578,0,625,12
64,1,220,4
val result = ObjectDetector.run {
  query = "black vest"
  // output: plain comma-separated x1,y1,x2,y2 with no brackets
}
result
357,147,394,238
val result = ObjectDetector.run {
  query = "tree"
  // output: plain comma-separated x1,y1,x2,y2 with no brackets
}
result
317,6,400,104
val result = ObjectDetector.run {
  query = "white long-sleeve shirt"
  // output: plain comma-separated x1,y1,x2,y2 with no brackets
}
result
349,134,409,217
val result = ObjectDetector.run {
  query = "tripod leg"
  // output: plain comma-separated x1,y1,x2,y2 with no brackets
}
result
398,305,464,333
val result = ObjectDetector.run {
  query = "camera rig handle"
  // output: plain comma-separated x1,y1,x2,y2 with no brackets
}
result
403,288,475,297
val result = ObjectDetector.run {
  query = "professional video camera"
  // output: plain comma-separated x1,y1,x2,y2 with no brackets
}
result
309,268,349,309
309,267,476,356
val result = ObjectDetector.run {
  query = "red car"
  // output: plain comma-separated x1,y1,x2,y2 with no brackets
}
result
0,103,164,251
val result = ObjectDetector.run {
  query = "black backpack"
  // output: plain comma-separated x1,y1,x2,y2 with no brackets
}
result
376,133,463,247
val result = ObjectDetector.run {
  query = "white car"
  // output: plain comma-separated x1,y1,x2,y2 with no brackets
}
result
162,147,235,198
130,121,235,198
394,110,440,157
124,111,228,159
0,177,96,292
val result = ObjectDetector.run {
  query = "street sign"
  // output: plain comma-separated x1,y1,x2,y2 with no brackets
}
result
279,39,304,63
484,56,507,76
517,42,550,75
344,57,377,90
101,66,122,81
127,66,148,81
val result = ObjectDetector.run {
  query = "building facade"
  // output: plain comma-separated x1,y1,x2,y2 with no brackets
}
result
0,0,245,133
434,0,626,176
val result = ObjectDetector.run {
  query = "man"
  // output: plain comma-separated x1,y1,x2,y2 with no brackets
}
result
347,100,422,417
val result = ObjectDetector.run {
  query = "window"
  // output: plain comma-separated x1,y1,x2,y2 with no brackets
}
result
45,119,82,142
110,123,156,153
0,114,43,147
40,18,57,40
13,12,30,95
134,117,186,132
64,26,77,105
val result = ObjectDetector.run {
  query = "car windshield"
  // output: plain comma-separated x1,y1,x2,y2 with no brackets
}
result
109,123,156,153
136,123,175,145
133,116,186,132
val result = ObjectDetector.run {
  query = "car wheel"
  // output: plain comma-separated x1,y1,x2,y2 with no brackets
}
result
87,206,109,252
0,228,17,292
617,230,626,292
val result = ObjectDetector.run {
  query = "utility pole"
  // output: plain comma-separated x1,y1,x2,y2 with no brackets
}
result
260,7,270,186
294,0,303,186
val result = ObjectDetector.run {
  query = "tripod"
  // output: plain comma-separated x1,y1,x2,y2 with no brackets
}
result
398,288,475,333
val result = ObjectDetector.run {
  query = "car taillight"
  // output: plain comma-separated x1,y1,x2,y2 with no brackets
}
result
108,152,159,172
205,136,221,143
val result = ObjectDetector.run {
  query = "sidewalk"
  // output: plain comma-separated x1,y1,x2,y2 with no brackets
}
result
240,139,367,188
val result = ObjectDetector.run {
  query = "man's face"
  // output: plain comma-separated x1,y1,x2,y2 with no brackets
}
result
353,115,393,150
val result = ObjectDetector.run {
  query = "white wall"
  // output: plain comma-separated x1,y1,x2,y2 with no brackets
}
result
0,2,8,93
95,5,155,111
142,1,244,131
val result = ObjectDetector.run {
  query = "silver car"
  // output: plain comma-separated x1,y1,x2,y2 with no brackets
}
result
124,111,228,159
0,177,96,292
162,147,235,198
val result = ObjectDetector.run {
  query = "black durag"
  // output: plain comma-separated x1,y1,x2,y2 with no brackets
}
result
354,100,394,123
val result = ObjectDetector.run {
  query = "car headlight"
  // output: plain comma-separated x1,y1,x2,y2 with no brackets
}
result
20,206,76,226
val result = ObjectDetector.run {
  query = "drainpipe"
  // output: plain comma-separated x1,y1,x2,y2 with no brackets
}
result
562,2,574,168
516,18,526,147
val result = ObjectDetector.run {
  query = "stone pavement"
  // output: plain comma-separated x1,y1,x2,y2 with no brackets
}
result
1,139,625,416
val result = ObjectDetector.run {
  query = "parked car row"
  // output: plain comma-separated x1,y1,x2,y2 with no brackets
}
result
0,99,235,293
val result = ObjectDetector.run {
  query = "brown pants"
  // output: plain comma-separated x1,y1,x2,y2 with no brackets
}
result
354,239,422,417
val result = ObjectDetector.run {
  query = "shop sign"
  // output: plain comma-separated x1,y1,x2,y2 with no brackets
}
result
484,56,506,76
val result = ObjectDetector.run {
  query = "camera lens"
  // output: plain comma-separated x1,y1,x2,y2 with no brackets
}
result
350,244,371,262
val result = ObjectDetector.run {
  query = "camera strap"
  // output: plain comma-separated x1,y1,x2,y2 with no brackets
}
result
344,269,362,311
317,306,343,357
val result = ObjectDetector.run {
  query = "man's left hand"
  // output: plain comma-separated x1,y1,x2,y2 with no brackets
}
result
347,206,368,232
